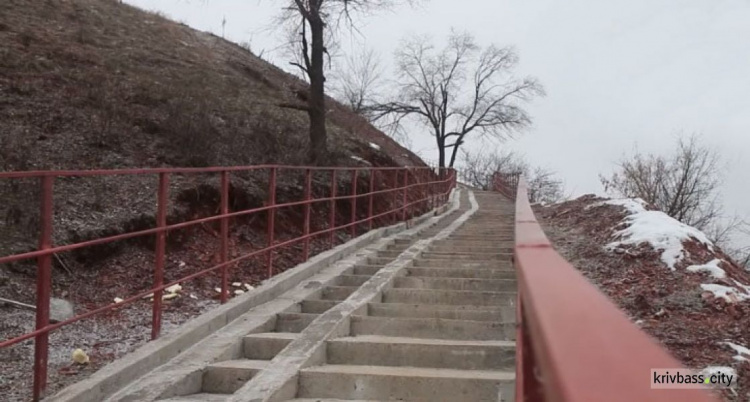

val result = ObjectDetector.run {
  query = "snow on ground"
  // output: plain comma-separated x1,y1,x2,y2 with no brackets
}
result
369,142,381,151
687,259,727,279
700,284,750,303
722,342,750,362
592,198,713,270
350,155,372,165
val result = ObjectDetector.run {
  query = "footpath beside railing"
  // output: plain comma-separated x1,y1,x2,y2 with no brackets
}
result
492,173,719,402
0,164,456,401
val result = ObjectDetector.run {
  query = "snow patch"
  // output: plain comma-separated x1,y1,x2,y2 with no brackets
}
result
596,198,714,270
722,342,750,362
350,156,372,165
687,259,726,279
699,366,737,379
369,142,381,151
700,284,750,302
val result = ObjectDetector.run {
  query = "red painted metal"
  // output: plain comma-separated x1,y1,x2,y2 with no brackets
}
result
151,173,169,340
303,169,312,261
0,165,456,399
330,170,337,248
401,169,408,222
220,171,230,304
508,177,719,402
32,176,54,401
266,167,277,279
368,171,375,231
350,169,358,238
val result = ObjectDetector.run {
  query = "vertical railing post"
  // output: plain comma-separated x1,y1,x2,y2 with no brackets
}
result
32,175,53,402
368,169,375,231
329,170,337,248
391,170,399,224
350,169,358,238
303,169,312,261
152,172,169,340
266,167,277,279
219,171,229,304
402,169,408,222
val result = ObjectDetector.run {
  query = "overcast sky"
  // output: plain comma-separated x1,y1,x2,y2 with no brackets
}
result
127,0,750,229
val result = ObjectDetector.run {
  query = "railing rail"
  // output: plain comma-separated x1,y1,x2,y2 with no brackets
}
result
0,164,457,401
504,176,719,402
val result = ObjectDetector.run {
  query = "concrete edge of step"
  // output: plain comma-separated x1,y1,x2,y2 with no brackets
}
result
226,191,479,402
46,191,462,402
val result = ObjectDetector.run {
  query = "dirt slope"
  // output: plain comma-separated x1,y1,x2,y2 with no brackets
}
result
0,1,431,399
538,195,750,401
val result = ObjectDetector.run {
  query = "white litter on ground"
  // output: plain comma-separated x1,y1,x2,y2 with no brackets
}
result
232,282,242,287
244,283,254,291
369,142,381,151
721,342,750,362
594,198,714,270
165,284,182,294
113,297,124,304
234,289,245,295
687,259,727,279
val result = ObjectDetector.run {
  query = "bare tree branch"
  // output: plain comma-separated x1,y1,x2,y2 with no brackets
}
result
371,31,544,168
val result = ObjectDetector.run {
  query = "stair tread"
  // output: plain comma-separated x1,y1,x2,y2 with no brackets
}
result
370,302,505,311
301,364,515,380
243,332,298,340
331,335,515,348
159,393,228,402
208,359,269,370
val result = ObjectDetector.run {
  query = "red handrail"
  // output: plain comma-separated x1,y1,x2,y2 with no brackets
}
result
0,164,456,401
510,177,719,402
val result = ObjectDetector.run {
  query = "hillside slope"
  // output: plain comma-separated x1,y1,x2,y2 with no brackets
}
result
539,196,750,401
0,0,424,253
0,1,430,399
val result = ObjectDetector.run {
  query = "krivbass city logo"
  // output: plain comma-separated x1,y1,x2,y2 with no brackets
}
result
651,368,737,389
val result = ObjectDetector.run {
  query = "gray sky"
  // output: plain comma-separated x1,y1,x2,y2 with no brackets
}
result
127,0,750,228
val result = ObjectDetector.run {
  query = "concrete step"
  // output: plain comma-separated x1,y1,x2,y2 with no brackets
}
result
406,266,516,279
243,332,297,359
159,393,228,402
377,250,405,259
429,246,513,254
202,359,268,393
367,257,396,266
298,364,514,402
431,240,513,249
350,315,515,341
367,303,514,322
275,313,319,333
383,288,516,307
322,286,359,301
420,252,512,261
327,335,515,370
412,258,513,269
448,235,513,242
394,276,516,292
288,399,386,402
351,265,382,276
336,275,371,287
301,299,339,314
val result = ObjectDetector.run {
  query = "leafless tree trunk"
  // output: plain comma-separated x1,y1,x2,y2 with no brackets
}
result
281,0,416,164
371,31,544,168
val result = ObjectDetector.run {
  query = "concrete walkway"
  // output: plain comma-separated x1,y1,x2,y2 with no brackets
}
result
93,190,516,402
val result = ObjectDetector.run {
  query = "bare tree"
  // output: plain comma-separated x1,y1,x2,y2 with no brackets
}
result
600,135,721,231
279,0,415,164
461,149,565,204
371,31,544,168
332,47,384,117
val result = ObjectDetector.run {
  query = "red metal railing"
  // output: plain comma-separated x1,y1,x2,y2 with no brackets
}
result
0,165,456,401
494,174,719,402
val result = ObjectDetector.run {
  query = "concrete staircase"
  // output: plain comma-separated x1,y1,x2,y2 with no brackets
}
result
291,192,516,402
99,190,516,402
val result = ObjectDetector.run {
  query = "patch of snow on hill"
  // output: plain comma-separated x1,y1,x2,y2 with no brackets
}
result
592,198,714,270
687,259,727,279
